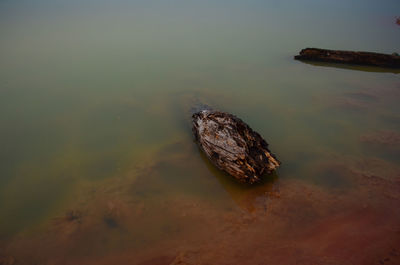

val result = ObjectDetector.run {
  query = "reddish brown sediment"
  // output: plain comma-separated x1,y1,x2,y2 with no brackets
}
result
1,145,399,265
0,255,16,265
314,83,400,118
360,130,400,147
3,175,400,265
316,90,376,112
168,166,400,265
396,17,400,26
167,179,400,265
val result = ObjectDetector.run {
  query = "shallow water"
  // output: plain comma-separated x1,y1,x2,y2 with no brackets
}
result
1,0,400,264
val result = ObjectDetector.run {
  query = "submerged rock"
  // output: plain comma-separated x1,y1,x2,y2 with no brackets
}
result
65,210,82,222
192,110,280,184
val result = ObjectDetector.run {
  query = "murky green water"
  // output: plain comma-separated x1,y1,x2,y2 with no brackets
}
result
1,0,399,264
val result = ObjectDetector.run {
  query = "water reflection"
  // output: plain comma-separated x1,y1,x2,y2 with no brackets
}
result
297,60,400,74
198,145,279,212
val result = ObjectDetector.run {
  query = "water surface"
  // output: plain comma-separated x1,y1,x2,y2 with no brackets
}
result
1,1,399,264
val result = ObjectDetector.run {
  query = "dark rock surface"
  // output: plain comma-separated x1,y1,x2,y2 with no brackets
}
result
295,48,400,69
192,110,280,184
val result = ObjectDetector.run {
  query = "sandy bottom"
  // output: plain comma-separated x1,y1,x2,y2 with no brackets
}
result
0,139,399,265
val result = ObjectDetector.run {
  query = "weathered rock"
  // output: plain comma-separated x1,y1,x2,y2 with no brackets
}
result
192,110,280,184
294,48,400,69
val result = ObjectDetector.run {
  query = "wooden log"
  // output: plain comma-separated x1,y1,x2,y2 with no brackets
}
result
294,48,400,69
192,110,280,184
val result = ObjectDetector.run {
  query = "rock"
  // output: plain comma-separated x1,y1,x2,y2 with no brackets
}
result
192,110,280,184
294,48,400,69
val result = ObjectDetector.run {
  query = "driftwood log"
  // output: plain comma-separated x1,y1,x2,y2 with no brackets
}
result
192,110,280,184
294,48,400,69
